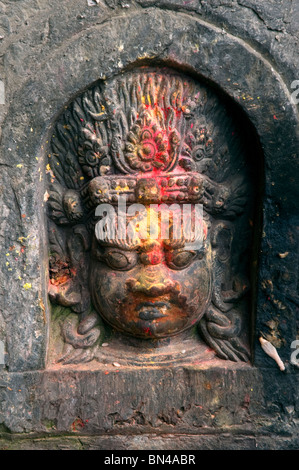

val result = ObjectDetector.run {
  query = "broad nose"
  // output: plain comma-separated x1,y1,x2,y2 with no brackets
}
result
126,265,178,297
139,241,163,266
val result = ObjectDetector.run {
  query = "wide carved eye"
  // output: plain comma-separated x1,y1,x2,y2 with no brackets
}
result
166,250,197,270
104,250,137,271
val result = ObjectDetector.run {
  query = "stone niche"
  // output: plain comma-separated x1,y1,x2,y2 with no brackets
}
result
0,2,298,450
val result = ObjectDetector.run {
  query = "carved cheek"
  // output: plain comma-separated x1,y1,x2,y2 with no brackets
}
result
173,258,212,311
91,263,130,298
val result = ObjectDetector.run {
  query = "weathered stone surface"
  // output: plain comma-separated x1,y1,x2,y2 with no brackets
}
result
0,363,299,449
1,433,299,450
1,5,298,370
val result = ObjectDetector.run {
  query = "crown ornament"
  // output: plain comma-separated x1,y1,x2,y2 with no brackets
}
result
47,69,248,227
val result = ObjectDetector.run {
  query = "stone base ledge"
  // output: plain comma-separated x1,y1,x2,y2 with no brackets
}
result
0,432,299,450
0,364,298,449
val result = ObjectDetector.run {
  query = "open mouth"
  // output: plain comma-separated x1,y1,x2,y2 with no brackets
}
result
136,301,170,321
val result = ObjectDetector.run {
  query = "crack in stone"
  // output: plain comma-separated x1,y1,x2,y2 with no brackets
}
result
236,1,285,33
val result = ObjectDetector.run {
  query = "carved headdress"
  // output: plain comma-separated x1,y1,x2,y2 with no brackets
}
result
48,69,248,226
47,68,252,363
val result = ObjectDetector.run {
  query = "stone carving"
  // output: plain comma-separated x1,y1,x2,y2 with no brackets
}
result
47,68,254,365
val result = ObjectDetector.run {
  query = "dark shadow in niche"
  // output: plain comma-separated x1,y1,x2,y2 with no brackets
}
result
45,63,264,368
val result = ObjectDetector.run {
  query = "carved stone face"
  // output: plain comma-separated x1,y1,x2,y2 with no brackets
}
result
90,208,212,339
47,69,254,363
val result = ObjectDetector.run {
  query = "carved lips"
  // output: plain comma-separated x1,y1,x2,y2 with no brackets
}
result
136,301,170,321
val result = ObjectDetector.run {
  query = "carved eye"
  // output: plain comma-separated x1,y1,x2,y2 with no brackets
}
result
166,250,197,270
104,250,137,271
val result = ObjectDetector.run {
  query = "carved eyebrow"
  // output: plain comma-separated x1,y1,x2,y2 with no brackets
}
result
163,238,187,250
97,237,142,251
98,237,187,251
95,218,206,250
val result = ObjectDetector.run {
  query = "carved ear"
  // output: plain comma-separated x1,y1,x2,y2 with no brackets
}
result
210,222,249,312
211,222,234,312
211,221,233,261
48,223,91,313
198,221,250,362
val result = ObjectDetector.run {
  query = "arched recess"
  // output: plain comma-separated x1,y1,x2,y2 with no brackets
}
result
1,8,297,371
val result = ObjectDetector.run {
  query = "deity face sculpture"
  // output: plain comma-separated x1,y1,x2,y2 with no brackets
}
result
47,68,254,364
90,207,212,339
